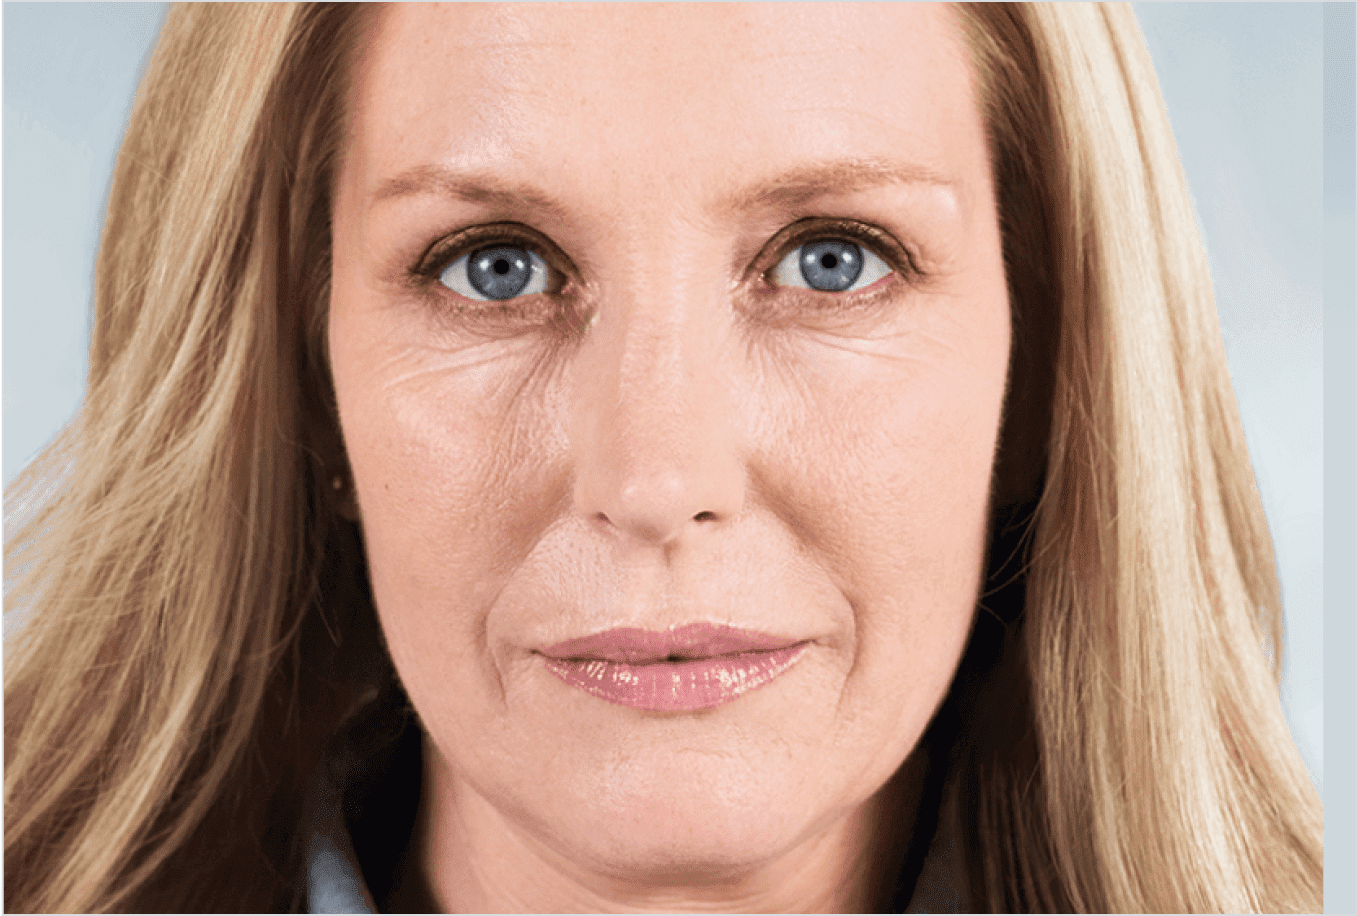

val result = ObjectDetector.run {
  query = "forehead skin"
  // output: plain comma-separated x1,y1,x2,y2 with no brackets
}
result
341,3,988,252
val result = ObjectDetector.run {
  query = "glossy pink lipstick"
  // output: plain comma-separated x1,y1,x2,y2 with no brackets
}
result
540,623,808,712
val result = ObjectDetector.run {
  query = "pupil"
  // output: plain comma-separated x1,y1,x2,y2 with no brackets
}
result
821,254,838,270
493,258,511,275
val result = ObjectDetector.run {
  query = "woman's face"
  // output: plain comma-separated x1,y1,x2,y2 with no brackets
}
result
330,2,1008,904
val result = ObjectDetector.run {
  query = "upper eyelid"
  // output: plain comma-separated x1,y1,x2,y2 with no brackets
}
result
754,219,915,281
413,222,573,280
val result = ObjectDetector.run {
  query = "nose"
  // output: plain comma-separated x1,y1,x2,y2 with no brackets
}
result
570,289,745,548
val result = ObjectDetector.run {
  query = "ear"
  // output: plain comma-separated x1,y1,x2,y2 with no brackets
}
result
302,393,363,524
329,468,362,522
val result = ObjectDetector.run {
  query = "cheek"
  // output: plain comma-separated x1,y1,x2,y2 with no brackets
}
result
766,294,1009,576
327,287,571,705
768,291,1010,726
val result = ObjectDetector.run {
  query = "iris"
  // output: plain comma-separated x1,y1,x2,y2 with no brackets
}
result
799,240,863,292
466,246,534,300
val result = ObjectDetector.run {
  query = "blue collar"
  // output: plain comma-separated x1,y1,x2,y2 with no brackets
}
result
304,762,376,914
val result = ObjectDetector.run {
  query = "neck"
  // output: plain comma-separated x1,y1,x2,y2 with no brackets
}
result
390,736,929,914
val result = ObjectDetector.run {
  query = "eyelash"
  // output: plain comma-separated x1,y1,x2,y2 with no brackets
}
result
768,219,919,290
408,218,922,313
412,224,565,291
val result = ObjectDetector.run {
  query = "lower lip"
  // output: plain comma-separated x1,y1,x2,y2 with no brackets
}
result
543,644,809,712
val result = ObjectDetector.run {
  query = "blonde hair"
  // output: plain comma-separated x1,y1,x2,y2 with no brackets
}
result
4,3,1321,912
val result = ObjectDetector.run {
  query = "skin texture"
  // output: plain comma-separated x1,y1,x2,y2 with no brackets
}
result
329,4,1010,911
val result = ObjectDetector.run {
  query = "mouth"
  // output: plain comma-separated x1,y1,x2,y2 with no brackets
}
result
538,623,810,712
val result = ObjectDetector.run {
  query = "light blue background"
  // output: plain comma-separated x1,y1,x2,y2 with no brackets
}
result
0,0,1333,819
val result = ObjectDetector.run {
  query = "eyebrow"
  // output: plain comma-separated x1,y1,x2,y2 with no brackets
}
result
723,158,954,213
373,164,574,221
371,157,953,218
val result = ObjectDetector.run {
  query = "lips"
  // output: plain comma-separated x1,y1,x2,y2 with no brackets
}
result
539,622,809,712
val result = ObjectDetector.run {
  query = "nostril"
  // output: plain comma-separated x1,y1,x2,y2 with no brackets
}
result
693,511,717,522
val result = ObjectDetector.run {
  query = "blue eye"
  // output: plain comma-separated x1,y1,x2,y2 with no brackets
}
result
772,239,891,293
440,245,550,301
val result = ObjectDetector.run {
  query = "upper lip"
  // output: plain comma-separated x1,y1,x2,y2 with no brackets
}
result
540,622,804,664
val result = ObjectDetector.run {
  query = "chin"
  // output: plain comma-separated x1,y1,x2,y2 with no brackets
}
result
529,758,834,883
563,818,814,888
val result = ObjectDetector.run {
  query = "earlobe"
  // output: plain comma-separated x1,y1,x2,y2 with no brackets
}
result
303,394,363,522
329,470,362,522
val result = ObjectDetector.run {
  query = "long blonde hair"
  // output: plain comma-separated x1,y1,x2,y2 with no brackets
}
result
949,4,1322,911
5,4,1322,912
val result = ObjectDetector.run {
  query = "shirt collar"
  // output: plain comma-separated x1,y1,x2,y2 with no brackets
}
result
304,760,376,914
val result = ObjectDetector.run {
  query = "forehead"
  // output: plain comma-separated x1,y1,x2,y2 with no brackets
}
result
346,3,981,210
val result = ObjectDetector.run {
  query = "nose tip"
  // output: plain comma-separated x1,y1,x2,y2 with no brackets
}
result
582,466,740,546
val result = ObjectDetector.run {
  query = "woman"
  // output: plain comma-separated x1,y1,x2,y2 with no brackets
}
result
4,3,1323,912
